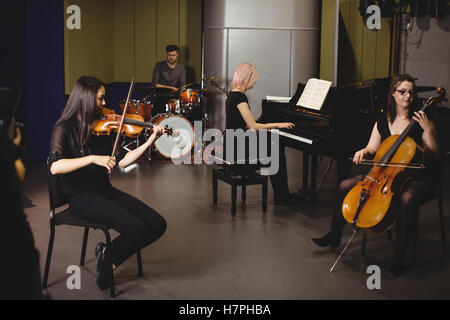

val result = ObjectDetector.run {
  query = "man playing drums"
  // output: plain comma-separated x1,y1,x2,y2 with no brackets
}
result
152,44,186,92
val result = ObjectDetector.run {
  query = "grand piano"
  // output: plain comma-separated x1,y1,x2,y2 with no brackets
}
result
258,78,391,200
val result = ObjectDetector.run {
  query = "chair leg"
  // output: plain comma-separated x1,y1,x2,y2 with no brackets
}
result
42,224,55,289
80,227,89,266
103,230,116,298
262,179,268,213
231,185,237,216
241,185,247,202
361,233,367,256
137,250,143,277
438,191,446,251
212,172,218,204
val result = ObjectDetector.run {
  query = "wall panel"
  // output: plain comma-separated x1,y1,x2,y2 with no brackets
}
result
135,0,157,82
64,0,202,93
113,0,135,82
64,0,113,93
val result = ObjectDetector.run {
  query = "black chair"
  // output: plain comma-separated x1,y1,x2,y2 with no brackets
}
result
42,158,143,297
212,164,268,217
361,162,447,265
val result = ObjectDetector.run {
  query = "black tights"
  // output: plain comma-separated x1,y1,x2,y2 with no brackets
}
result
69,187,167,267
330,175,436,268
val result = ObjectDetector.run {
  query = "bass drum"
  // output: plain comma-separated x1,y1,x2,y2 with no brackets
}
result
150,113,194,159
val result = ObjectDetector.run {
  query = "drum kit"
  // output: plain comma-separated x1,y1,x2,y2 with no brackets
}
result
119,77,225,161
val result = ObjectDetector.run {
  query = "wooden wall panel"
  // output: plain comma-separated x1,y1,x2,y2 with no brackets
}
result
64,0,113,93
135,0,157,82
113,0,135,82
179,0,202,84
375,18,391,79
323,0,392,87
319,0,337,82
64,0,203,93
156,0,180,63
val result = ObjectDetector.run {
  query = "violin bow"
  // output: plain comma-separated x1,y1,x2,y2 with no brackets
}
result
111,76,136,157
348,158,425,169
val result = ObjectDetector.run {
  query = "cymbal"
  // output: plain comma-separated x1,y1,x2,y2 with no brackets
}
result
202,76,224,82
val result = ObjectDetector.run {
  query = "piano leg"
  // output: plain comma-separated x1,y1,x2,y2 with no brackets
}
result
298,151,318,201
302,151,309,195
310,153,318,200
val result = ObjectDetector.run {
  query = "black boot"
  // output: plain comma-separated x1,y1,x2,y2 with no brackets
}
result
311,232,341,248
95,242,112,290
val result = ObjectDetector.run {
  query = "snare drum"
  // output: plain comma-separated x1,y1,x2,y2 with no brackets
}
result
120,99,152,121
150,113,194,159
165,99,181,114
179,89,200,110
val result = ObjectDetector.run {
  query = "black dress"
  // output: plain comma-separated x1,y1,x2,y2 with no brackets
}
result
329,114,438,271
49,119,166,267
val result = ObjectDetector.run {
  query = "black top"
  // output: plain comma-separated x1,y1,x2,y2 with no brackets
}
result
225,91,248,130
49,119,126,197
376,113,438,180
152,61,186,88
376,113,423,146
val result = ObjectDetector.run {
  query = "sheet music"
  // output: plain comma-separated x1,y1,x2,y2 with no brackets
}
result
297,78,332,110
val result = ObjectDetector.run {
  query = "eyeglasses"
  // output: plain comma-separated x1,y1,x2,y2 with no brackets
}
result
395,89,415,96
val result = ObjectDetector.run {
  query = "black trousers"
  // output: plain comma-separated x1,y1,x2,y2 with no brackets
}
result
330,174,437,268
69,187,167,267
269,143,290,200
222,131,290,200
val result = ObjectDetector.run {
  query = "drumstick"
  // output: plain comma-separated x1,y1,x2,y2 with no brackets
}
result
178,83,194,90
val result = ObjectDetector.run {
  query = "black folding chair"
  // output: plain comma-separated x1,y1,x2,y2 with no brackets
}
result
42,157,143,297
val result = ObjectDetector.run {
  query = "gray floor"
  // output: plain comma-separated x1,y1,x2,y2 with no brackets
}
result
22,148,450,300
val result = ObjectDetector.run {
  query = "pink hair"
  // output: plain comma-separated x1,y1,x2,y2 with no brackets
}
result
231,63,259,89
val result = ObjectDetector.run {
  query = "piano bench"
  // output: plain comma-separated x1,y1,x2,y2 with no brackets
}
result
212,166,268,216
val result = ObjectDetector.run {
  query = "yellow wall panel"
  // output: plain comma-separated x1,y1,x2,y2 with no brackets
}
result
375,18,391,79
156,0,180,63
64,0,113,94
319,0,337,82
179,0,202,84
113,0,135,82
361,25,377,80
135,0,157,82
65,0,203,92
330,0,391,87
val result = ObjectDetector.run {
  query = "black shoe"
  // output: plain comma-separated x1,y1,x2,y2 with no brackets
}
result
95,242,112,290
389,257,406,277
311,232,341,248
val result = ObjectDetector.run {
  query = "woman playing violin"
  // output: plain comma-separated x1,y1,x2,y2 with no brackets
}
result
311,74,440,275
49,76,167,289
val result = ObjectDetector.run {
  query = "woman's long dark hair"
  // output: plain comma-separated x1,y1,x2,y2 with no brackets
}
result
386,73,416,124
55,76,104,148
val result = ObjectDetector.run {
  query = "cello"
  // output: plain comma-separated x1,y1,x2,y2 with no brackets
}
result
330,88,446,272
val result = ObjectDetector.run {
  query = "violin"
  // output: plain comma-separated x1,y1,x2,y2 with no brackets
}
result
92,107,174,138
330,88,446,272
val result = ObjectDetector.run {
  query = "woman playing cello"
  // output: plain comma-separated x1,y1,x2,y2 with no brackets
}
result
49,76,167,289
311,74,440,275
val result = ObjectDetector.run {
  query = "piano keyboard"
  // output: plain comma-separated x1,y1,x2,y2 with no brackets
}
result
269,129,314,145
